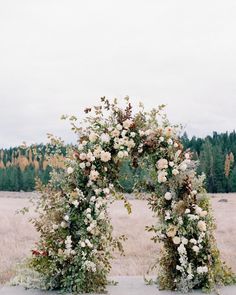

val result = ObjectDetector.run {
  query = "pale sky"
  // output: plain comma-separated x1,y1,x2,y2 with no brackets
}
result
0,0,236,148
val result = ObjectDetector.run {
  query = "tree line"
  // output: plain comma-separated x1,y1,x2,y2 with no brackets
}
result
1,131,236,193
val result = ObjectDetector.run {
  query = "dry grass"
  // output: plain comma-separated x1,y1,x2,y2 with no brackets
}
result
0,192,236,284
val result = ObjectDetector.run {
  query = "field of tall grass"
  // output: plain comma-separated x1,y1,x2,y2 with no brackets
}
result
0,192,236,284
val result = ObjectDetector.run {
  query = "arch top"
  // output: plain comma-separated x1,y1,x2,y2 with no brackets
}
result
29,97,235,294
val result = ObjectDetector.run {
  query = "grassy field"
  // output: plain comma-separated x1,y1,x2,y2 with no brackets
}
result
0,192,236,284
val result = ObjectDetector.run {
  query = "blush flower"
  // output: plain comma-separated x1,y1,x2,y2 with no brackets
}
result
100,151,111,162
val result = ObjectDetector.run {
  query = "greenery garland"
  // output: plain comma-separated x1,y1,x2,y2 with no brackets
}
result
28,97,235,293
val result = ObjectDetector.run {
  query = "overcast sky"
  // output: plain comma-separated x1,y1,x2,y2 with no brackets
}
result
0,0,236,148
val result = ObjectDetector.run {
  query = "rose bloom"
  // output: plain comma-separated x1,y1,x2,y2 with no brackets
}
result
192,245,199,253
89,170,99,181
123,119,133,129
93,147,102,158
158,171,167,183
130,132,136,138
89,132,98,142
79,153,87,161
182,237,188,245
111,129,120,137
172,168,179,176
157,158,168,170
67,167,74,174
79,162,86,169
100,133,111,143
166,225,177,238
164,192,172,200
172,236,181,245
197,220,207,232
100,151,111,162
116,124,123,131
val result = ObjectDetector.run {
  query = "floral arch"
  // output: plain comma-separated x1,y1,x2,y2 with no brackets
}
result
30,97,235,293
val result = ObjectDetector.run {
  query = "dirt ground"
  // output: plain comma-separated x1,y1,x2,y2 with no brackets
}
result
0,192,235,284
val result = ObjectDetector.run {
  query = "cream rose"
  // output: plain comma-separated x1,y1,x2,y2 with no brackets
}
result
123,119,133,129
89,170,99,181
100,151,111,162
173,236,181,244
89,132,98,142
197,220,206,232
157,158,168,170
164,192,172,200
100,133,110,143
67,167,74,174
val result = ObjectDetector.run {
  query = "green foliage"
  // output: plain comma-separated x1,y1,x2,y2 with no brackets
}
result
182,131,236,193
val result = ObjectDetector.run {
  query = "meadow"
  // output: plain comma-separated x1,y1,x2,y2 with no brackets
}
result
0,192,236,284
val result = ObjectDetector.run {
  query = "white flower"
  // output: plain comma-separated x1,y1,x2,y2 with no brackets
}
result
117,151,124,158
174,142,179,148
177,243,186,254
86,151,95,162
190,238,197,244
100,151,111,162
195,205,203,215
172,169,179,176
89,170,99,181
185,209,190,214
93,147,102,158
159,136,164,142
79,162,86,169
52,224,59,230
80,241,86,248
157,159,168,170
101,133,110,143
111,129,120,137
166,226,177,238
116,124,123,130
72,200,79,207
192,245,199,253
79,153,87,161
67,167,74,174
173,236,181,244
158,171,167,183
197,266,208,274
191,190,197,195
169,161,174,167
130,132,136,138
98,211,105,220
60,221,68,228
197,220,207,232
164,192,172,200
139,130,145,136
89,132,98,142
123,119,133,129
167,138,173,145
179,163,187,171
64,215,69,221
182,237,188,245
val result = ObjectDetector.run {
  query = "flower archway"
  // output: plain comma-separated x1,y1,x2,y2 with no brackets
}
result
30,97,235,293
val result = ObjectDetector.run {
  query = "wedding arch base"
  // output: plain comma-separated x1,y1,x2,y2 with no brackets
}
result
24,98,235,294
4,277,236,295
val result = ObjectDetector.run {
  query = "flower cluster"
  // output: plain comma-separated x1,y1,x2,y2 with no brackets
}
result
28,97,235,294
